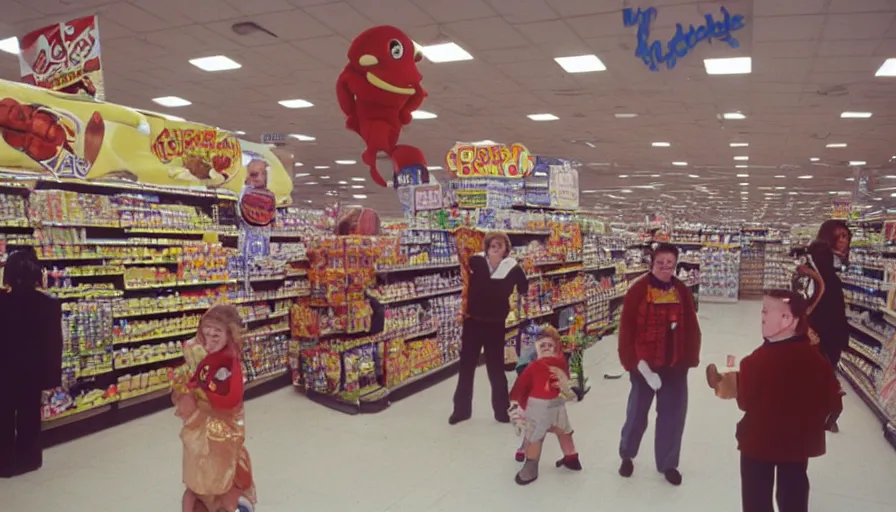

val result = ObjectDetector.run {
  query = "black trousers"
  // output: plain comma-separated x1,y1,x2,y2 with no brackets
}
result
740,454,809,512
0,386,43,477
452,318,509,417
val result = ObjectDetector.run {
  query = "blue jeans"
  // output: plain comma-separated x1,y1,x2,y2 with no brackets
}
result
619,367,689,472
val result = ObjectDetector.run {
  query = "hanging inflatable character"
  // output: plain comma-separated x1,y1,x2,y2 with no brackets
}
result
336,25,428,187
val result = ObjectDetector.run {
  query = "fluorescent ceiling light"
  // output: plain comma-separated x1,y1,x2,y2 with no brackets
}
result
688,174,700,178
420,42,472,63
338,180,348,185
619,174,629,178
615,113,638,118
736,173,749,177
775,186,786,190
703,57,752,75
846,177,855,181
775,175,786,178
740,191,749,195
304,181,318,185
840,112,872,119
189,55,241,72
290,134,316,141
412,110,437,120
234,130,246,135
319,175,330,179
885,175,896,179
788,192,798,195
739,182,749,186
651,142,671,147
152,96,191,107
351,185,364,189
554,54,606,73
335,160,356,165
825,143,847,148
351,177,365,182
849,161,867,166
722,112,746,120
352,194,368,199
810,157,820,161
797,175,813,179
294,162,303,167
313,165,330,169
673,162,688,166
734,156,749,161
735,165,749,168
279,99,314,109
0,36,19,54
528,113,559,121
429,166,443,170
295,173,310,178
875,58,896,77
730,142,749,147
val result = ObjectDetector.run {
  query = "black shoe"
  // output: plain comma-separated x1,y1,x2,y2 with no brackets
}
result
495,414,511,424
664,469,682,486
555,454,582,471
448,412,471,425
515,472,538,485
619,458,634,477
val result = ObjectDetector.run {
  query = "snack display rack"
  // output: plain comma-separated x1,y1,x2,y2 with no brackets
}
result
0,172,317,435
840,218,896,449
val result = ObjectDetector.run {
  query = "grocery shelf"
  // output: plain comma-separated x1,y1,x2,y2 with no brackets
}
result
838,362,896,451
375,286,462,305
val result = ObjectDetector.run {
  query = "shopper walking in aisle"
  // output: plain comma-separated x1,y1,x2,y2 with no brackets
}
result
617,243,701,486
0,248,63,478
450,231,528,425
734,290,842,512
799,220,851,432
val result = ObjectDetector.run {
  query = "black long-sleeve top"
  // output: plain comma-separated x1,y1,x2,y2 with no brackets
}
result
806,241,848,355
464,255,529,323
0,289,64,391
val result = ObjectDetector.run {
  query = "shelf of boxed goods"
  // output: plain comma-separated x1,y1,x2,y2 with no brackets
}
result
0,179,311,434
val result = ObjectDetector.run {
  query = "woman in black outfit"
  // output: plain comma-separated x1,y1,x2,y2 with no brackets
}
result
801,220,851,432
0,248,63,477
450,232,528,425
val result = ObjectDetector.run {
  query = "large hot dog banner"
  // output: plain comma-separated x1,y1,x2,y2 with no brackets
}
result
18,15,104,100
0,78,293,202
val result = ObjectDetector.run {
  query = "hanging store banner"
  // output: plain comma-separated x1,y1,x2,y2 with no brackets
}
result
446,142,535,179
622,5,746,72
0,78,294,202
18,15,104,100
413,184,443,212
549,165,579,209
393,163,429,189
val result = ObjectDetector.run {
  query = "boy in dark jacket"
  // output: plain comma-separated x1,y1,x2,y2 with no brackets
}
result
735,290,842,512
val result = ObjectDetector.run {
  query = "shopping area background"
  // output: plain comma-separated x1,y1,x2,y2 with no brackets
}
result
1,0,896,511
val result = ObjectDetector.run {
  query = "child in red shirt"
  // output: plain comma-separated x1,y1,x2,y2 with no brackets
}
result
733,290,842,512
509,326,581,485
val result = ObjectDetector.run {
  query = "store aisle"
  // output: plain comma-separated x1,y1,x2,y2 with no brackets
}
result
1,303,895,511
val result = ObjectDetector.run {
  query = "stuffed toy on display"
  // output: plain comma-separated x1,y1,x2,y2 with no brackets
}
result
336,25,428,187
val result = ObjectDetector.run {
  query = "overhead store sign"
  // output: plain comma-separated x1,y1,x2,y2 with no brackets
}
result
446,142,535,178
413,184,443,212
549,165,579,209
622,6,746,71
0,78,294,203
18,15,104,100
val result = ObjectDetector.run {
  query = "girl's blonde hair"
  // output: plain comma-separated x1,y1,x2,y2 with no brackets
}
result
199,304,244,350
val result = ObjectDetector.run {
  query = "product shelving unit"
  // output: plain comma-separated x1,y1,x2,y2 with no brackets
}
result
0,172,314,437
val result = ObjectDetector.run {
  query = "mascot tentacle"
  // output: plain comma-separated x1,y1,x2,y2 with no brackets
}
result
336,25,428,187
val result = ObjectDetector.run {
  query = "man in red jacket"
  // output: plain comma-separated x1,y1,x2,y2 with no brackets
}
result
736,290,842,512
617,244,701,486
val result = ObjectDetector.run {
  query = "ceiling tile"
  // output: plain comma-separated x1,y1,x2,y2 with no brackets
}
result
754,0,828,17
822,13,895,40
411,0,497,23
304,2,377,38
486,0,558,24
100,2,180,32
344,0,434,26
753,14,825,42
443,17,528,50
817,39,880,56
223,0,295,15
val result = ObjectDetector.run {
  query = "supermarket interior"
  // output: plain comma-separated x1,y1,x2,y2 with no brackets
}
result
1,0,896,511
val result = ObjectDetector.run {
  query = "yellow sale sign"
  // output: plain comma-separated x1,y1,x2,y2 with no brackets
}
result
0,79,293,202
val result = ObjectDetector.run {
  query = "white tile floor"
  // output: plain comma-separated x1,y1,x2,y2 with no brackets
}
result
2,302,896,511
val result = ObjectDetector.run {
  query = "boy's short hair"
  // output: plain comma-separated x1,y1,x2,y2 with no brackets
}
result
482,231,512,258
764,289,809,334
650,243,679,264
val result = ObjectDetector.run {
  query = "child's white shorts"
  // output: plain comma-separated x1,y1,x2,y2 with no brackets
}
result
524,397,572,442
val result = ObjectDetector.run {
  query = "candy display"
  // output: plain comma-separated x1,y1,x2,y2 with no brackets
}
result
700,246,741,302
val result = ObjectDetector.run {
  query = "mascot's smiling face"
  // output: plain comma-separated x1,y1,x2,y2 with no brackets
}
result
347,25,423,96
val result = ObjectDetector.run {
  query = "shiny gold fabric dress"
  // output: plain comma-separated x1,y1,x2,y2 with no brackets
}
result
172,339,257,510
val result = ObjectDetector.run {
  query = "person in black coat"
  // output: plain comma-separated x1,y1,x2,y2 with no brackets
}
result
450,232,528,425
0,248,63,477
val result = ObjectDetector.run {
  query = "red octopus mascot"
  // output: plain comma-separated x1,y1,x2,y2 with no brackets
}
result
336,25,428,187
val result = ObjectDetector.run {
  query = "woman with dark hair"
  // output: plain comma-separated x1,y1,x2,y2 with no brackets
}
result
0,248,63,477
800,219,851,432
449,231,528,425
